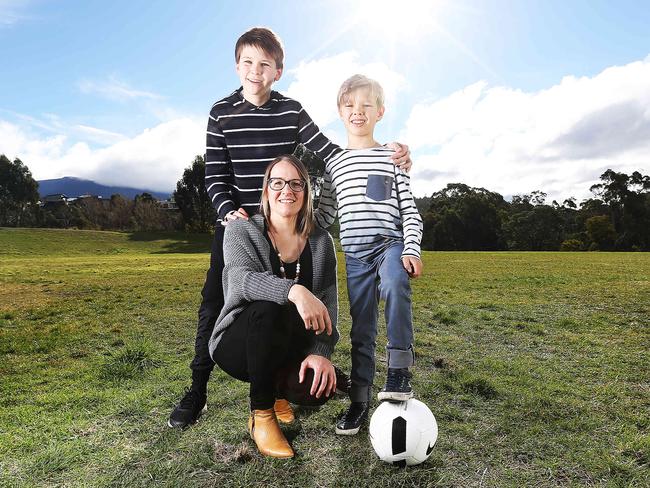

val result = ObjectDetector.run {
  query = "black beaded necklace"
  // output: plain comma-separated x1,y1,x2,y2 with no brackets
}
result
268,231,301,283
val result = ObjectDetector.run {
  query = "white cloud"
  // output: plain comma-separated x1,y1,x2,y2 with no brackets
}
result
404,57,650,202
0,117,204,192
78,76,162,102
74,125,127,145
285,51,408,129
0,0,29,26
0,110,129,146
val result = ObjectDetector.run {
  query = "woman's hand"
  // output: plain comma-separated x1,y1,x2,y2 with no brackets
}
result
386,142,412,172
299,354,336,398
288,284,332,336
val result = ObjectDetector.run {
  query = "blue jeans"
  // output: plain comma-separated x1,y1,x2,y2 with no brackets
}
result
345,242,415,402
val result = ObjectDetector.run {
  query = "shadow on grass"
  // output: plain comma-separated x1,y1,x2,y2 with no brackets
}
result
126,231,213,254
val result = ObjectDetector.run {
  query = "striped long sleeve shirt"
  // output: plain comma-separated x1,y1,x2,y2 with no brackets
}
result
205,88,342,221
315,147,423,259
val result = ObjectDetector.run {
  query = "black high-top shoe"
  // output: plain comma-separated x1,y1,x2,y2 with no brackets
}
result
378,368,414,402
168,388,207,429
335,401,369,435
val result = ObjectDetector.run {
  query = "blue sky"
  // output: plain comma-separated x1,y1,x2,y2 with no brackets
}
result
2,0,649,201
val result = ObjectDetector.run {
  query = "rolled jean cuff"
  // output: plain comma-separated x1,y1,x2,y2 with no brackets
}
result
350,384,372,402
387,346,415,369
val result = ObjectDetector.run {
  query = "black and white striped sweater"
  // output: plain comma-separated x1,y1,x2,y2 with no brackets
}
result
315,147,423,259
205,87,342,220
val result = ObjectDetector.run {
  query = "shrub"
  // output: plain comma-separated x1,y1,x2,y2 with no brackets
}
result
560,239,584,251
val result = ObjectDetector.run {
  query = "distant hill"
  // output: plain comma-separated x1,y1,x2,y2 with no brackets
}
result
37,177,171,200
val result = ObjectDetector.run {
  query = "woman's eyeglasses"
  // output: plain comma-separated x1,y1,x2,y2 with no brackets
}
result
267,178,306,192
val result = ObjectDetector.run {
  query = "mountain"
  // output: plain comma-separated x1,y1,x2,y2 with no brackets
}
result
37,177,171,200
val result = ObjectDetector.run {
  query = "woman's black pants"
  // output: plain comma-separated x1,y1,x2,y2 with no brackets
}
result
212,300,330,411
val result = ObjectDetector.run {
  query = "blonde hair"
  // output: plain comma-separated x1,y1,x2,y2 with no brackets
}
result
337,74,385,109
260,155,314,236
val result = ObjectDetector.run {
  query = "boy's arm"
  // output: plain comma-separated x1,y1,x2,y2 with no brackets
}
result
395,169,423,259
296,103,412,171
205,107,236,220
297,106,343,164
314,169,338,229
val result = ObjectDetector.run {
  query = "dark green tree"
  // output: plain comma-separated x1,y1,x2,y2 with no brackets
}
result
504,205,564,250
425,183,506,250
108,194,134,230
0,154,40,226
174,155,216,232
589,169,650,249
553,198,584,249
134,192,156,204
503,192,564,250
132,193,180,231
585,215,617,251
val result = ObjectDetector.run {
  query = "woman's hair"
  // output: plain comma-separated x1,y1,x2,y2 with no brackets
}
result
260,154,314,236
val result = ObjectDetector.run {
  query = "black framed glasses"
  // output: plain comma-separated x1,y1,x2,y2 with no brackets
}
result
267,178,306,192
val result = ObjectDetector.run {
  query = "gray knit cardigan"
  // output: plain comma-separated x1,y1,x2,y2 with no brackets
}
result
208,214,339,359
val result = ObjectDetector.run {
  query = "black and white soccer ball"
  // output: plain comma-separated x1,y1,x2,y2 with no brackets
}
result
369,399,438,467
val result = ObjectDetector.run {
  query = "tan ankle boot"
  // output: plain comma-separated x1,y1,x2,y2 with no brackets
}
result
248,409,294,458
274,399,295,424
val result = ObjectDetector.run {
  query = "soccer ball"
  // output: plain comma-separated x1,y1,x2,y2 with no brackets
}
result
369,399,438,467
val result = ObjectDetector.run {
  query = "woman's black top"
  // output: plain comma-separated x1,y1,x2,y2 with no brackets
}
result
264,226,313,291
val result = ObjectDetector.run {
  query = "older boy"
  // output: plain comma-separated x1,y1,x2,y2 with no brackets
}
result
168,29,411,429
315,74,423,435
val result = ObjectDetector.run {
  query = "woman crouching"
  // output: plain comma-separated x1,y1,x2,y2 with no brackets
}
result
208,154,339,458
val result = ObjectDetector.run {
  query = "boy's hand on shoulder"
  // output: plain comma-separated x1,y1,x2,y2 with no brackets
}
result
387,142,412,172
222,208,249,226
402,256,422,278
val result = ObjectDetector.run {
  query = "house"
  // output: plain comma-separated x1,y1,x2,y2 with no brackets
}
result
157,198,179,211
40,194,68,207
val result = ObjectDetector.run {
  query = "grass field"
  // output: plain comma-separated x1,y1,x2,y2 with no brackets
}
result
0,227,648,487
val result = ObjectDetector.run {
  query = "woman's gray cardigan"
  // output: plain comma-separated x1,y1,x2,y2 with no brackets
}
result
208,214,339,359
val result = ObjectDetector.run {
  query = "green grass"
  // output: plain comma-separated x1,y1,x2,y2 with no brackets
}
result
0,228,648,487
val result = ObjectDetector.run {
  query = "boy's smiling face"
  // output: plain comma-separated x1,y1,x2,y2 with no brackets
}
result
338,87,384,139
236,44,282,105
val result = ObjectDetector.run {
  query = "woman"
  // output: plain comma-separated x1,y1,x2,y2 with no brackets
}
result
208,154,339,459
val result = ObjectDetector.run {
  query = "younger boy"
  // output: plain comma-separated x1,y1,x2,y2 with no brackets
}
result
315,74,423,435
168,29,411,430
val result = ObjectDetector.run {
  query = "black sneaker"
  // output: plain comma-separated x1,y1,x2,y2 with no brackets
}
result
335,401,369,435
378,368,414,402
167,388,207,429
334,366,351,395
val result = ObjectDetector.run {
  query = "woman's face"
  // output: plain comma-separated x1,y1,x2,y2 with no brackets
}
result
266,160,305,220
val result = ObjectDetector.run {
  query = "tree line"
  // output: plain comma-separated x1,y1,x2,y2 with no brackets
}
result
0,154,182,232
2,153,649,250
417,169,650,251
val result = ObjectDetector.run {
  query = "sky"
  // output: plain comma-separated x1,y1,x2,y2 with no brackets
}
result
1,0,650,202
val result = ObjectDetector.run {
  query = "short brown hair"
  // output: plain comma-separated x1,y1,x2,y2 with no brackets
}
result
260,154,314,236
337,74,385,109
235,27,284,69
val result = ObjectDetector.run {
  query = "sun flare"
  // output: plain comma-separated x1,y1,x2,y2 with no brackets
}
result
352,0,446,43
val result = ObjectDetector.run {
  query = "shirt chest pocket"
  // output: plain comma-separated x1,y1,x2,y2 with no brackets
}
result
366,174,394,201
